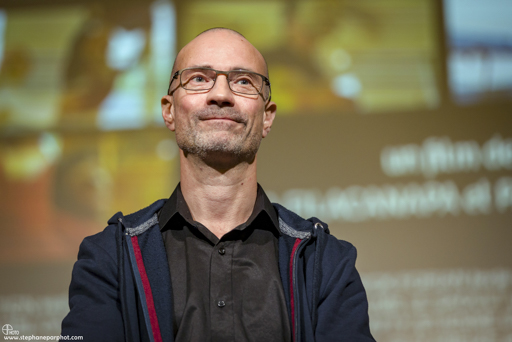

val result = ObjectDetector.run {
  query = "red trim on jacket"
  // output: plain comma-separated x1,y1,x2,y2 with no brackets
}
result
290,238,302,342
131,236,163,342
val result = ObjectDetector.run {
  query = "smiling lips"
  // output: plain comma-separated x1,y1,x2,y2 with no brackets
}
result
196,110,246,124
203,117,239,123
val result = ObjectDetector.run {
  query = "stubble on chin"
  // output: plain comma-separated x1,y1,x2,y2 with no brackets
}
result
174,107,262,162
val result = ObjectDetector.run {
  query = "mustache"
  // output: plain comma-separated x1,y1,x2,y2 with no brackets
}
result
194,108,247,124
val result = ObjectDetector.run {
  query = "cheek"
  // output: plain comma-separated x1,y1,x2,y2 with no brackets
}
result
181,95,201,111
243,102,265,127
173,94,202,126
175,94,198,115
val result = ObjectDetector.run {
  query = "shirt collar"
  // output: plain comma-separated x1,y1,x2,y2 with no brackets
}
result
158,183,280,233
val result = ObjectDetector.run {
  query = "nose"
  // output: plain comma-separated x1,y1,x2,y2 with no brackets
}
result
206,74,235,107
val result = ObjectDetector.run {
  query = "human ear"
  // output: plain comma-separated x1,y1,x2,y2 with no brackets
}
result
262,100,277,138
161,95,175,131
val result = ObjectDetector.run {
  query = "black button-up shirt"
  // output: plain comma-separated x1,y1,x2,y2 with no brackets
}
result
159,184,291,342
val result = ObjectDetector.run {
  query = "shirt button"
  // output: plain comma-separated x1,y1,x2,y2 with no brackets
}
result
217,300,226,308
218,247,226,255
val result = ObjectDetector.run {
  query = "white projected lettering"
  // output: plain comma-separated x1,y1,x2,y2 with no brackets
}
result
362,269,512,341
270,134,512,222
270,177,511,222
381,134,512,178
495,177,512,212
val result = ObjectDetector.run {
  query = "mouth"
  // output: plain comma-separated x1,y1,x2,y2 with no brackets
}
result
201,117,243,124
204,117,236,121
196,109,246,125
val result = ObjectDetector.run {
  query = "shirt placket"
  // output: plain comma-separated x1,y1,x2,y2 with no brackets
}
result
210,240,234,342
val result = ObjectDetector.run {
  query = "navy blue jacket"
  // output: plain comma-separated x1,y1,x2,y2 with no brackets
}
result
61,199,375,341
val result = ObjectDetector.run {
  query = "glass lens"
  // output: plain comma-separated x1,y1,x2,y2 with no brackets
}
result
181,68,216,90
228,71,262,95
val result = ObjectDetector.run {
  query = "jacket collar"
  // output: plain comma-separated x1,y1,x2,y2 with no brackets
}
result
107,199,166,235
107,196,329,239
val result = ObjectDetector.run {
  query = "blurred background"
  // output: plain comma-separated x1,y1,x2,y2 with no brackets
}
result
0,0,511,340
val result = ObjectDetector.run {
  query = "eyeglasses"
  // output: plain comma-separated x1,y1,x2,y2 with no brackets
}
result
167,67,271,101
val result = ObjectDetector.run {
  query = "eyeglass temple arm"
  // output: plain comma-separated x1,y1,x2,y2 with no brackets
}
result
167,71,180,95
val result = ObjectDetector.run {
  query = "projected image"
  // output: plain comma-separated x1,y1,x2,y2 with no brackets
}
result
444,0,512,105
0,1,175,131
0,0,442,261
179,0,440,114
0,0,440,128
0,130,178,262
0,1,179,262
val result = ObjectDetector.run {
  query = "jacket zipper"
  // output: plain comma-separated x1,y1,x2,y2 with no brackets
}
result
291,236,311,342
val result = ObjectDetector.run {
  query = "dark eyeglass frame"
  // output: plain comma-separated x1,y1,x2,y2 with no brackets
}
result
167,67,272,101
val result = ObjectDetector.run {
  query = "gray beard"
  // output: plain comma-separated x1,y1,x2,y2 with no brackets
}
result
175,107,262,162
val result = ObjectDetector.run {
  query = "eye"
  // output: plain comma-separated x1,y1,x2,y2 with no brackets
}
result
237,78,253,85
181,69,216,89
232,74,255,86
190,74,208,83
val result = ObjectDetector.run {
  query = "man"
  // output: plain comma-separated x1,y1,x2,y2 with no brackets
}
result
61,28,375,342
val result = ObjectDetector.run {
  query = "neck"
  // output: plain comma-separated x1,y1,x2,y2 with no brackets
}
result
179,151,258,239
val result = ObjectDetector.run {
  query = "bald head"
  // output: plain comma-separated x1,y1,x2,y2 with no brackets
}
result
197,27,246,39
171,28,268,78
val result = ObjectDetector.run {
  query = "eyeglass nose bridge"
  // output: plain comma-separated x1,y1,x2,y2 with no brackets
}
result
206,71,236,101
210,70,232,89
